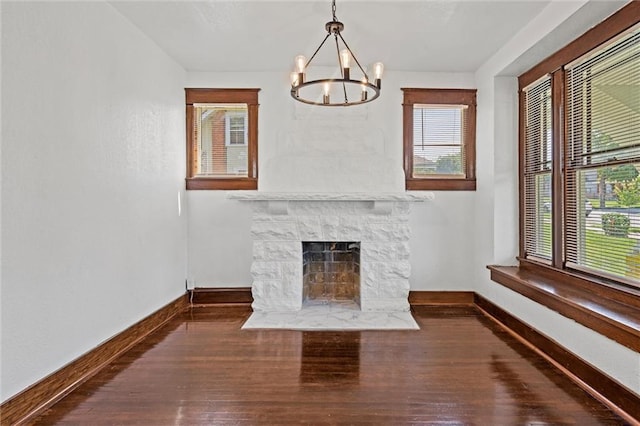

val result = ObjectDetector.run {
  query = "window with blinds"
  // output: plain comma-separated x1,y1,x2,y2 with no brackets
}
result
522,76,553,261
565,25,640,283
413,105,466,177
402,88,477,191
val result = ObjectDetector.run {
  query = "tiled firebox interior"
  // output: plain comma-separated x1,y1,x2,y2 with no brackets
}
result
302,242,360,308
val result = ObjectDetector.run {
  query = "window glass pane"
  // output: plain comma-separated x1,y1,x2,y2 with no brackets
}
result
194,104,248,177
523,76,552,260
567,29,640,168
413,146,463,176
524,173,553,259
412,105,466,177
567,164,640,280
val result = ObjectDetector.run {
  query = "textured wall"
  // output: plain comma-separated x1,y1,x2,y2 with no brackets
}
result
1,2,187,401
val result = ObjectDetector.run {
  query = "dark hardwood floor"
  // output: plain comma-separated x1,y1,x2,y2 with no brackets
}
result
32,306,629,425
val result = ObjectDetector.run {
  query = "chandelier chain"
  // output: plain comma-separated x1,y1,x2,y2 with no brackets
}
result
332,0,338,22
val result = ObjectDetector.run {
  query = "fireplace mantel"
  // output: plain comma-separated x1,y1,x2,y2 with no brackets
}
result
228,191,433,214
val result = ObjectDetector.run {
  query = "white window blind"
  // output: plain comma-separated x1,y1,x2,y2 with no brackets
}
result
523,76,553,260
412,105,466,177
565,25,640,284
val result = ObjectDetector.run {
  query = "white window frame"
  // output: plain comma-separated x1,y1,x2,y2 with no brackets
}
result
225,111,248,147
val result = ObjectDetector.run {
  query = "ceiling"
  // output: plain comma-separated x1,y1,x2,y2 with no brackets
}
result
110,0,553,73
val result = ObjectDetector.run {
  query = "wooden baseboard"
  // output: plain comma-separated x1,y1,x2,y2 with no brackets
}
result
409,290,474,305
189,287,253,305
474,293,639,423
189,289,472,307
0,294,189,425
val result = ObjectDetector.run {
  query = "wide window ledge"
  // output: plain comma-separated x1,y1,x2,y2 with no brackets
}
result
186,177,257,190
406,178,476,191
487,262,640,352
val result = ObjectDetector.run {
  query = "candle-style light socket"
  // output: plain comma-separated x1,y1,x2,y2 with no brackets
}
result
361,91,368,102
298,73,305,85
323,94,330,104
343,67,350,80
375,78,382,89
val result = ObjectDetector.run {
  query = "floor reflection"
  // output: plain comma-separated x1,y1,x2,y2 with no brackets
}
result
491,354,571,425
299,331,361,385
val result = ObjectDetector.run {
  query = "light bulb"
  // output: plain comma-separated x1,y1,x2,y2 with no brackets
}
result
295,55,307,73
373,62,384,79
361,77,367,92
323,82,330,104
340,49,351,69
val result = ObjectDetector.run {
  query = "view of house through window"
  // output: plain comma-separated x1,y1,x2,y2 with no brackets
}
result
185,88,259,190
194,104,248,177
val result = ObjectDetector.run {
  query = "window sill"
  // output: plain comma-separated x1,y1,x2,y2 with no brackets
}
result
487,262,640,352
406,178,476,191
186,177,257,190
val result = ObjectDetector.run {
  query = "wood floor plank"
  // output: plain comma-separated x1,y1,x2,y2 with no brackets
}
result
32,306,630,425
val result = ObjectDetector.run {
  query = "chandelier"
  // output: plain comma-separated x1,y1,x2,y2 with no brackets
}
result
290,0,383,107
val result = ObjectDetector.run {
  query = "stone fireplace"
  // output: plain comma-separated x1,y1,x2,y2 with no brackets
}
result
228,192,431,314
228,114,431,328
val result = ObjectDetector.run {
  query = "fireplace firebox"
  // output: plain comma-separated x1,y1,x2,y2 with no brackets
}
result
302,242,360,307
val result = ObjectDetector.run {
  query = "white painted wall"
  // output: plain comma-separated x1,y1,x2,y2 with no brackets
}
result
474,0,639,394
186,70,477,290
1,2,187,401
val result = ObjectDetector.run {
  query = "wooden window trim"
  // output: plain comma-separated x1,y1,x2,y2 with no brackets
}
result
402,88,477,191
519,2,640,90
496,2,640,350
185,88,260,190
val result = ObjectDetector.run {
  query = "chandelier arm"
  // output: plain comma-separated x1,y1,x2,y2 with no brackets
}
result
337,32,371,82
334,34,344,79
305,33,332,69
333,33,349,103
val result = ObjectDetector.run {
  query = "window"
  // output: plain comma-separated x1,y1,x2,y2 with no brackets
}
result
565,26,640,284
402,88,477,190
520,14,640,289
186,88,259,190
225,112,247,146
522,76,553,261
